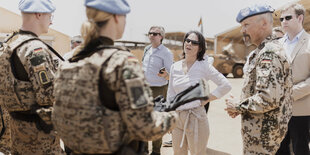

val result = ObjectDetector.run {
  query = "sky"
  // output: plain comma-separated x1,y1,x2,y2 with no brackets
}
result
0,0,298,42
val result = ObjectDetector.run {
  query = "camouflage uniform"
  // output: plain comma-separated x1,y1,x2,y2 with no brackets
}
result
1,31,63,155
0,107,11,155
52,37,177,154
236,36,293,155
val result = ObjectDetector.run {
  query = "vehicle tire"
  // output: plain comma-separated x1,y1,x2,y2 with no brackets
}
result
233,65,244,78
222,73,228,77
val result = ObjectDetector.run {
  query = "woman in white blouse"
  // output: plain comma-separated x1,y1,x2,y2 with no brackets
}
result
167,31,232,155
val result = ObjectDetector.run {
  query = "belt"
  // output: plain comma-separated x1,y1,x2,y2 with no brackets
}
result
179,108,203,154
9,111,39,122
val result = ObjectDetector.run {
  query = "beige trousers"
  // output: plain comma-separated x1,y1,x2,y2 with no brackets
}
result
172,107,210,155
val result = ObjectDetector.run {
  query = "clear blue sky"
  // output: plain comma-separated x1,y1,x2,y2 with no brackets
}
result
0,0,297,42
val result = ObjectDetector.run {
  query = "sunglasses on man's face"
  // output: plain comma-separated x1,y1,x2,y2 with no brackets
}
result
148,32,161,36
185,38,200,45
280,15,293,22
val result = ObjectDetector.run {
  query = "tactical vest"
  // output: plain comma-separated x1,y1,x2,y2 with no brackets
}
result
0,33,39,112
52,48,126,154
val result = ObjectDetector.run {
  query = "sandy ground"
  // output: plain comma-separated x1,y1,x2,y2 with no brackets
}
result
155,76,244,155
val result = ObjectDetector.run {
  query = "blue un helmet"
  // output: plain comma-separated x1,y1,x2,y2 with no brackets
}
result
85,0,131,15
236,4,274,23
19,0,55,13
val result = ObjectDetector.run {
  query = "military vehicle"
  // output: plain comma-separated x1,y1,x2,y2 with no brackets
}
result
209,42,254,78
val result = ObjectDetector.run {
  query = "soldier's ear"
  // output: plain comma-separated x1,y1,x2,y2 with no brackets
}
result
34,13,43,20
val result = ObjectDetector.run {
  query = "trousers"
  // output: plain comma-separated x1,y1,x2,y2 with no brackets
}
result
172,107,209,155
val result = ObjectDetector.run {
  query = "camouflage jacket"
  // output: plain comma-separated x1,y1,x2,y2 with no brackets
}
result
0,30,58,111
237,36,293,154
52,40,176,154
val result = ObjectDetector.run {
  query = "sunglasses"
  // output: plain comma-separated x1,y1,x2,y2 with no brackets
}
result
185,38,200,45
280,15,293,22
148,32,161,36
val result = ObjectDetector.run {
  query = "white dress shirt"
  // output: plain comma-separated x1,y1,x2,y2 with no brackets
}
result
142,44,173,86
167,59,232,111
283,29,304,59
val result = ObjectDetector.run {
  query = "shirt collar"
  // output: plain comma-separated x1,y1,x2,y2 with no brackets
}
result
152,44,163,50
284,29,304,43
19,29,38,37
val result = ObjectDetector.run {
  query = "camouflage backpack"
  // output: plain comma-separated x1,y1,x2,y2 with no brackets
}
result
0,32,64,112
52,48,127,154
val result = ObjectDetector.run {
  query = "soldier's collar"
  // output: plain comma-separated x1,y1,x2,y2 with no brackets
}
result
258,35,274,50
18,29,38,37
69,36,116,62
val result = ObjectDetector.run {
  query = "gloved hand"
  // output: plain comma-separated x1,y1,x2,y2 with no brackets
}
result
154,79,210,112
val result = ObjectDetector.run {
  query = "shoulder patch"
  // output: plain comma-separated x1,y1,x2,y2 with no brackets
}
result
33,48,43,53
125,78,149,109
38,70,50,85
33,65,46,72
30,55,45,66
261,59,272,64
128,56,139,63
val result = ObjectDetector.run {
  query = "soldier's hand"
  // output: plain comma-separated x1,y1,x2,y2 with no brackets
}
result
225,108,240,118
225,94,240,118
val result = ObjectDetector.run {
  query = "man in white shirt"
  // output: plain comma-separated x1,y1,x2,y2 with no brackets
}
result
142,26,173,155
276,3,310,155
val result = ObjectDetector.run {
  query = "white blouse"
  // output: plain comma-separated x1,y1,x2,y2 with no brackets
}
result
167,58,232,111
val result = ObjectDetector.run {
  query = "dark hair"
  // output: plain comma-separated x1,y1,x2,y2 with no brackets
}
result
182,31,206,61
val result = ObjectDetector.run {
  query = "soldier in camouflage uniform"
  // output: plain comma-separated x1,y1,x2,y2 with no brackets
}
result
225,4,293,155
0,0,64,154
52,0,177,155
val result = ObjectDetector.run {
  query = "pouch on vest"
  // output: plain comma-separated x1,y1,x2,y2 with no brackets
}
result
0,33,38,112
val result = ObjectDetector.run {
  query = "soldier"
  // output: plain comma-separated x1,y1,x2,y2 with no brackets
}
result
52,0,177,154
225,4,293,154
0,0,64,154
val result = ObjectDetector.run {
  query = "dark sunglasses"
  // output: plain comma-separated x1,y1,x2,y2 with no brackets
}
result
185,38,200,45
148,32,161,36
280,15,293,22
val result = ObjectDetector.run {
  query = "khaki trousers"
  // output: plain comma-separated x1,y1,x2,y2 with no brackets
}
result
172,107,209,155
145,85,168,154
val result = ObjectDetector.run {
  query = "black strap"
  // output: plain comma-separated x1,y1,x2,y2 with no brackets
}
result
14,37,64,61
42,40,65,61
0,106,6,140
98,51,119,111
6,33,64,61
9,37,64,81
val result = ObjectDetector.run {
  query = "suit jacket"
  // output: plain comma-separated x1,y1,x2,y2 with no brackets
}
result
282,31,310,116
